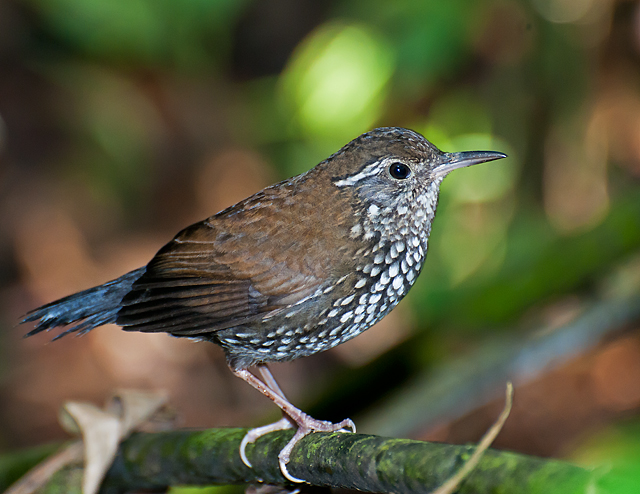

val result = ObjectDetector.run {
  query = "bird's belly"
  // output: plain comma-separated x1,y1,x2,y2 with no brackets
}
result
217,295,398,369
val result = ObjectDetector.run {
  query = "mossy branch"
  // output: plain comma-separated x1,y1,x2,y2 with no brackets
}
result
2,428,597,494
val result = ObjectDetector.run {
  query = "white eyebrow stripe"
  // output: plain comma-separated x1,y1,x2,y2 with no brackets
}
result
334,162,382,187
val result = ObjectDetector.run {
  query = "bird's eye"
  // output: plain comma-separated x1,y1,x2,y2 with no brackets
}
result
389,162,411,180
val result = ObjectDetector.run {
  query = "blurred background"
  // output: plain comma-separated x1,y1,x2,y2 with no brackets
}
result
1,0,640,490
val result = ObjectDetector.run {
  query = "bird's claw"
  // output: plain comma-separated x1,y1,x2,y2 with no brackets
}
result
276,416,356,483
240,417,294,467
239,415,355,483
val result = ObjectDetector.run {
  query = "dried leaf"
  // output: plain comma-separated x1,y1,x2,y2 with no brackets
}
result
7,389,169,494
63,401,123,494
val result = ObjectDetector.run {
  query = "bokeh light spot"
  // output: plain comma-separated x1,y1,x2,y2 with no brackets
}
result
280,22,395,139
532,0,596,24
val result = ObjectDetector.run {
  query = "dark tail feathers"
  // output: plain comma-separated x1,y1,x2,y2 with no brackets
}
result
21,267,146,340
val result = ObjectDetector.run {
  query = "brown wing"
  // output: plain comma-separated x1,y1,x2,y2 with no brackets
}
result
117,184,350,336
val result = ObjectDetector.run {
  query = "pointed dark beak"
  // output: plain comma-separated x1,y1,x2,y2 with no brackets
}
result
434,150,507,178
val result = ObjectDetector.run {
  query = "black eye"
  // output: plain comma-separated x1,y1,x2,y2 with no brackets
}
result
389,162,411,180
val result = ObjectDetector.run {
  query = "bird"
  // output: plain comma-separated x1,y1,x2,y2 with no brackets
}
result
20,127,506,482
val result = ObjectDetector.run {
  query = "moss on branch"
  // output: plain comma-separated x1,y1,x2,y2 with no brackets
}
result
1,428,596,493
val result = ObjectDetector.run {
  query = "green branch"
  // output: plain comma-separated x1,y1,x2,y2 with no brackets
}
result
3,428,597,493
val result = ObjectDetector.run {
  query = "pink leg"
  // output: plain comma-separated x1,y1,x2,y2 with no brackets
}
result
239,365,294,467
257,364,288,400
233,365,355,483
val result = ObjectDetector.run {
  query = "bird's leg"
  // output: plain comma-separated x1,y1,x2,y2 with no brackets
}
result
239,365,295,467
233,366,355,483
257,364,288,400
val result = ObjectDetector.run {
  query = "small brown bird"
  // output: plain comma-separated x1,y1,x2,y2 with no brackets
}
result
21,127,506,481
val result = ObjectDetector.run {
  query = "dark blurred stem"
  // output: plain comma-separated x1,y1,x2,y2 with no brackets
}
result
0,443,61,492
2,428,593,494
4,441,83,494
359,290,640,437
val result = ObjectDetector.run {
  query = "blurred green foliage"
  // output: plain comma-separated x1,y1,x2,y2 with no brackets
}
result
24,0,249,67
574,420,640,494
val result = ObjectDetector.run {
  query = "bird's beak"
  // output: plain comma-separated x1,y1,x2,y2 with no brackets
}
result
433,150,507,178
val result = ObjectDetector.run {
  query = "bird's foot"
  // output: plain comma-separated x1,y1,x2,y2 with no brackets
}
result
233,367,354,483
276,412,355,483
240,417,294,467
239,412,355,483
